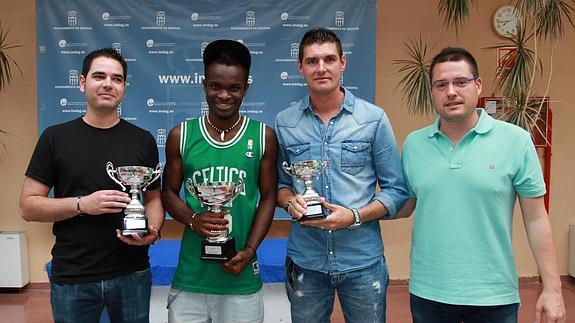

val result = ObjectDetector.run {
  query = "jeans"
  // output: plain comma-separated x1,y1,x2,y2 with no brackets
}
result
50,268,152,323
285,256,388,323
410,293,519,323
167,288,264,323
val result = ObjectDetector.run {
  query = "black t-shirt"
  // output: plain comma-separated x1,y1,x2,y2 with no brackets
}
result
25,118,160,283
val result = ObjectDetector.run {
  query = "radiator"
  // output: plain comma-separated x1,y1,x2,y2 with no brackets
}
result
0,231,29,288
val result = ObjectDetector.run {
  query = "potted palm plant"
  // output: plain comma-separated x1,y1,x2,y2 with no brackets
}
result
0,20,22,144
394,0,575,142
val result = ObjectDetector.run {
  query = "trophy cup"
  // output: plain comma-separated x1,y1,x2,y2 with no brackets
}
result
185,178,243,261
106,162,163,235
282,158,328,221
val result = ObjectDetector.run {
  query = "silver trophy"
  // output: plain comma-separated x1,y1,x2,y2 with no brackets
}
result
185,178,243,261
106,162,163,235
282,158,328,221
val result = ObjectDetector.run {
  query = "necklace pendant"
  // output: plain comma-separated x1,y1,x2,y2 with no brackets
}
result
220,131,225,141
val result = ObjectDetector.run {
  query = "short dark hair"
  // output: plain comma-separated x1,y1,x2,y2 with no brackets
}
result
202,39,251,80
299,27,343,62
429,47,479,83
81,48,127,79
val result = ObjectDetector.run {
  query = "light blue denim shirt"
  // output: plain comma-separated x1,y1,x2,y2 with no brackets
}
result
275,88,408,274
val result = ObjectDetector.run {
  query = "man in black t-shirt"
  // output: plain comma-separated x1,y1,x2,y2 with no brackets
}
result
20,48,164,323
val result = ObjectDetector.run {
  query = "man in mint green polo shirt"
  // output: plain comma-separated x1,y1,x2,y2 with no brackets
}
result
399,47,565,323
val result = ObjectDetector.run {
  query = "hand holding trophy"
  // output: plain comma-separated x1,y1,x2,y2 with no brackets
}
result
282,158,328,221
106,162,163,236
185,178,244,261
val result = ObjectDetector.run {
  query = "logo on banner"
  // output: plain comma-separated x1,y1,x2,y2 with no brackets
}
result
274,43,298,63
53,11,92,31
280,12,310,28
291,43,299,59
101,12,131,28
141,10,181,30
55,70,81,89
112,42,122,55
117,104,122,116
335,11,344,27
239,40,265,56
190,12,220,28
146,39,175,55
240,101,264,115
157,129,167,146
330,11,359,31
246,11,255,26
59,97,86,113
156,11,166,26
231,10,270,31
69,70,79,85
68,11,78,27
146,98,176,114
280,72,306,87
201,102,209,116
57,39,87,55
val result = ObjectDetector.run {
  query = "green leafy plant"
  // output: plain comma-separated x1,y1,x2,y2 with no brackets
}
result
394,0,575,141
0,20,23,145
393,37,435,116
0,21,22,92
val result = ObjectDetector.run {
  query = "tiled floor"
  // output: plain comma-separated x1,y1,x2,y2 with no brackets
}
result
0,278,574,322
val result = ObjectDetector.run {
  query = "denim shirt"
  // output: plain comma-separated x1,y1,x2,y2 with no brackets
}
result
275,88,408,274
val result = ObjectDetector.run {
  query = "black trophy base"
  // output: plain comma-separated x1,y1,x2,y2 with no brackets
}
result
300,202,326,221
122,216,148,236
201,237,237,262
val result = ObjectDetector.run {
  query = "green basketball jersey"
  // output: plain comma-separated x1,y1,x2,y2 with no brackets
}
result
172,116,265,295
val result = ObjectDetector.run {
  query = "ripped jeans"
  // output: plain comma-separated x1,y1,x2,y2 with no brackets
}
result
285,256,388,323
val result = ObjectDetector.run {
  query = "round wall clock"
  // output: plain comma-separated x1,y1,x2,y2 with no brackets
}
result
493,5,521,37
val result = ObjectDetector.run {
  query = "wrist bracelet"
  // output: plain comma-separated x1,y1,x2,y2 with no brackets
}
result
189,212,200,231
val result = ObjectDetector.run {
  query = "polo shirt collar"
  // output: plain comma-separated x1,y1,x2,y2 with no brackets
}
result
427,108,494,138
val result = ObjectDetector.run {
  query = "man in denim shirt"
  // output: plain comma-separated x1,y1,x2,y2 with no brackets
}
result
275,27,408,323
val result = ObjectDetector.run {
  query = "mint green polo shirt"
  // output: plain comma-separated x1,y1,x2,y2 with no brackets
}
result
402,109,545,305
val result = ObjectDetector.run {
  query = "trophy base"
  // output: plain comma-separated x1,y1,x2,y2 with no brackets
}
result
200,237,237,262
122,216,148,236
300,202,326,221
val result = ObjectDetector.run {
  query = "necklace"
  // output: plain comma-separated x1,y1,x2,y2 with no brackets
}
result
206,115,242,141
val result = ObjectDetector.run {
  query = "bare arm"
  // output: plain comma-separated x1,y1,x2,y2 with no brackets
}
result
394,198,416,219
222,127,278,276
20,176,130,222
518,196,566,323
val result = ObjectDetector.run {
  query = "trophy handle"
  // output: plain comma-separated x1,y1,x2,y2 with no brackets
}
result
142,163,163,192
106,161,126,191
185,178,205,208
281,161,293,176
233,178,244,198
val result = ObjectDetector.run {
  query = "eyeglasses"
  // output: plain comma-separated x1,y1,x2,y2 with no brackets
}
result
431,76,479,91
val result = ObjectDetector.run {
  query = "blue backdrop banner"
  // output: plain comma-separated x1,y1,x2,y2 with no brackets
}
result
36,0,376,219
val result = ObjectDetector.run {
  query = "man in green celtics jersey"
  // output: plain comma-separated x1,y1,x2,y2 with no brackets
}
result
161,39,278,323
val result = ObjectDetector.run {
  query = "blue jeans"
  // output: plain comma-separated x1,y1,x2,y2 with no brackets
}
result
285,256,388,323
410,293,519,323
50,268,152,323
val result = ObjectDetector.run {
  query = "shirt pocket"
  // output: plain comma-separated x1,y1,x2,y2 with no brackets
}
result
285,143,311,163
341,141,370,175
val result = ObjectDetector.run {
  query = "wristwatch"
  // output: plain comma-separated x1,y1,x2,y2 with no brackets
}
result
348,208,361,230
